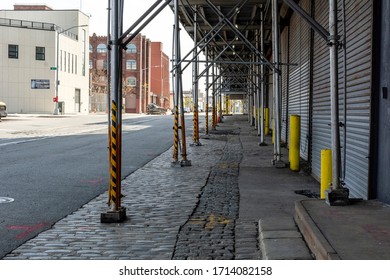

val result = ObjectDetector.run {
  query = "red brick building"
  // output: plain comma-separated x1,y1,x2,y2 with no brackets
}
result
150,42,170,109
89,33,170,113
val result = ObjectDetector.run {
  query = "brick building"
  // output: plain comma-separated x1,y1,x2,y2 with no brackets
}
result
89,34,170,113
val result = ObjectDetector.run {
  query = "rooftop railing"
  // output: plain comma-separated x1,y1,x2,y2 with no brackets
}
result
0,17,78,40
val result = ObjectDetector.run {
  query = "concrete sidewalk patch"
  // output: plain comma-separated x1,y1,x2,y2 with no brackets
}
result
259,217,312,260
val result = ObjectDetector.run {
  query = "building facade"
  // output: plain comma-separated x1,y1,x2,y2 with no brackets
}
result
0,5,90,114
150,42,170,109
89,34,170,113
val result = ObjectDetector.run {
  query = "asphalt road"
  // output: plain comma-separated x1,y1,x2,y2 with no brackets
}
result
0,114,190,259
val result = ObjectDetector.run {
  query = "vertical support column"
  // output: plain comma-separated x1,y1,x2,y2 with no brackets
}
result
218,67,223,123
255,31,261,134
173,0,191,167
271,0,285,167
172,0,180,163
212,57,217,130
205,45,209,135
326,0,349,205
259,4,267,146
101,0,126,223
192,5,201,146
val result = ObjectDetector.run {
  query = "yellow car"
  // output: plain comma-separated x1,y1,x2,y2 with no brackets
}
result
0,101,7,119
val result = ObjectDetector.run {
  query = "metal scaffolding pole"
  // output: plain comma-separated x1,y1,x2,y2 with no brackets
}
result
326,0,349,205
205,45,209,135
173,0,191,167
259,4,267,146
256,30,261,134
192,5,201,146
212,50,217,130
272,0,284,166
101,0,126,223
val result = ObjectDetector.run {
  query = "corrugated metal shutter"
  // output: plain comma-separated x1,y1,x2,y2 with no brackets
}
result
311,0,331,181
287,0,311,160
343,0,372,199
311,0,372,199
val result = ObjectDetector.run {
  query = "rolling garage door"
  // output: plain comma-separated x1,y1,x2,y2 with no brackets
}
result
311,0,372,199
287,0,311,161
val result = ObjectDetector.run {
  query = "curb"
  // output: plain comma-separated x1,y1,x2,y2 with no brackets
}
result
294,200,341,260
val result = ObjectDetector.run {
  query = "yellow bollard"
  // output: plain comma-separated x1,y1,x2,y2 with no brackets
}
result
265,107,269,135
289,115,300,171
320,149,332,199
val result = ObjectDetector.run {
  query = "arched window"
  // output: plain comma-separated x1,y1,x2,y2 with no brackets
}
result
126,60,137,70
97,43,107,53
89,44,93,53
127,77,137,86
126,43,137,53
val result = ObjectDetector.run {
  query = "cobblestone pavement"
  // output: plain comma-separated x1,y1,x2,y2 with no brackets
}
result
4,130,260,260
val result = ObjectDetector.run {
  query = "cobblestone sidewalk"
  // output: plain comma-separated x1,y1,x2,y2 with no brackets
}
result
4,131,260,260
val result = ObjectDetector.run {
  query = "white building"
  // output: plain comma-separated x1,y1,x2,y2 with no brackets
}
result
0,5,89,114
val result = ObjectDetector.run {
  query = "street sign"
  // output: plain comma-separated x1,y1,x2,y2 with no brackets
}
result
50,67,57,70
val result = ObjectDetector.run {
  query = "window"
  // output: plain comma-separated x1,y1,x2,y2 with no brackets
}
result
8,44,19,59
97,43,107,53
127,77,136,86
75,55,78,75
126,60,137,70
126,44,136,53
89,60,93,69
36,47,45,60
64,52,67,72
89,44,93,53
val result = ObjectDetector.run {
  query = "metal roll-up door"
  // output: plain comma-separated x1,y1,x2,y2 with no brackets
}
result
281,27,289,143
311,0,331,181
287,0,311,160
342,0,372,199
311,0,372,199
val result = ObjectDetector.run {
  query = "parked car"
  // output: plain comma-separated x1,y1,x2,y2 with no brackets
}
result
147,103,166,115
0,101,7,119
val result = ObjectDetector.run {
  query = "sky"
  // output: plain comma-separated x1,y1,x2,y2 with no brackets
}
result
1,0,200,91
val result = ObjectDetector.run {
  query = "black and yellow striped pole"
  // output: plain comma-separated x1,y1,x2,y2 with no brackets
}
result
205,46,209,135
173,0,191,167
101,0,126,223
191,6,201,146
173,105,179,162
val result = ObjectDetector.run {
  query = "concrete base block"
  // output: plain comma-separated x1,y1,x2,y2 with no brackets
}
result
325,188,349,206
190,142,202,147
180,160,192,167
274,160,287,168
100,207,126,223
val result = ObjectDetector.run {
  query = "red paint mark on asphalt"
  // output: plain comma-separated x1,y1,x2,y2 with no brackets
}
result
80,177,105,186
6,222,47,239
